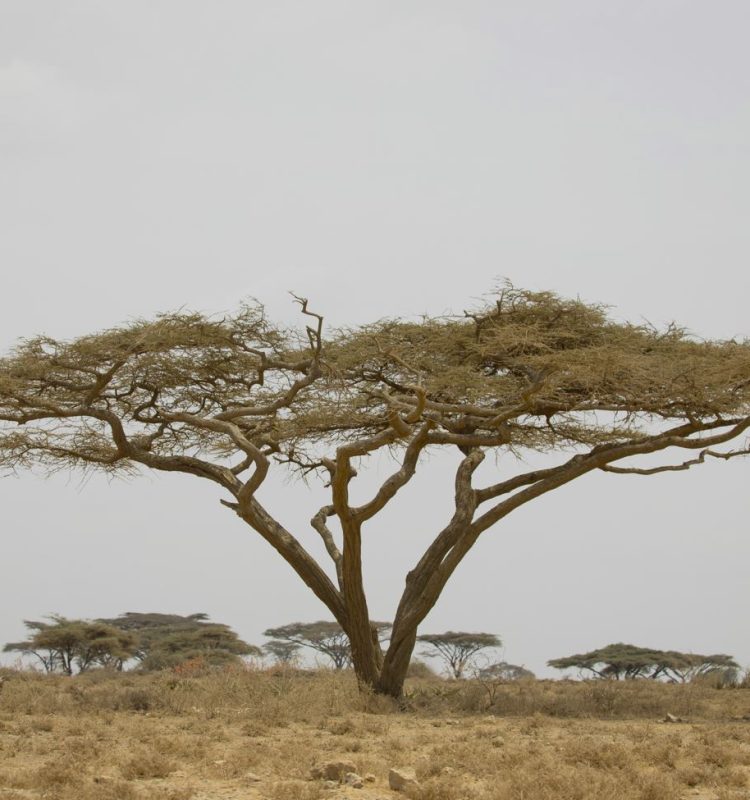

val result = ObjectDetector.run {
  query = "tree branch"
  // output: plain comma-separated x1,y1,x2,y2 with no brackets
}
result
476,464,567,504
153,410,268,501
599,446,750,475
215,296,324,422
387,416,750,649
232,497,345,622
384,449,485,657
352,420,434,522
310,504,344,588
470,417,750,545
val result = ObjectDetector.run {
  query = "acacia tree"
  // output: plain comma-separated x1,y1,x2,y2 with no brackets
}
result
418,631,502,679
1,287,749,697
99,612,260,670
97,612,210,663
549,644,665,679
263,621,354,669
477,662,535,681
548,644,740,682
3,619,63,673
657,653,739,684
4,616,138,674
263,620,391,669
263,639,302,665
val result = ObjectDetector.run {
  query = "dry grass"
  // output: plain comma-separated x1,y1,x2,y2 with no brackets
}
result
0,667,749,799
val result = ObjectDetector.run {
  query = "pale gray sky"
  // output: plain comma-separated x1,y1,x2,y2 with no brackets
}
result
1,1,748,677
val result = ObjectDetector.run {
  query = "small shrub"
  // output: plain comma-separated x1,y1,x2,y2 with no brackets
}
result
585,680,621,716
172,657,210,678
115,687,154,712
407,659,438,679
33,759,83,790
267,781,326,799
120,751,176,780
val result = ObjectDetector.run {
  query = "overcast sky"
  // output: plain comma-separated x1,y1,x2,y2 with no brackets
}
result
1,1,748,678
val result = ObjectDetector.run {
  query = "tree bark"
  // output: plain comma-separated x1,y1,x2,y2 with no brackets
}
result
375,627,416,698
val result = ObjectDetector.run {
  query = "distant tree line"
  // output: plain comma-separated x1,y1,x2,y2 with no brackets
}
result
3,617,740,686
2,615,515,678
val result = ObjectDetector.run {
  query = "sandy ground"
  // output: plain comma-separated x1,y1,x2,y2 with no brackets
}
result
2,670,750,799
2,710,750,799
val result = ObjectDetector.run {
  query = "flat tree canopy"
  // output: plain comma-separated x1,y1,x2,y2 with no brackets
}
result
4,616,138,675
1,286,749,696
548,643,740,682
478,662,536,682
263,620,391,670
262,639,302,665
99,612,259,670
263,621,354,670
418,631,501,679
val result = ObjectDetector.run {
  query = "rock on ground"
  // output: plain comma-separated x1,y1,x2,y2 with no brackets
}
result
388,767,421,793
343,772,364,788
310,760,359,782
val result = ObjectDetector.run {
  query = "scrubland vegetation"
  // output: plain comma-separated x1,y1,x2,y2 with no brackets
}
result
1,665,749,800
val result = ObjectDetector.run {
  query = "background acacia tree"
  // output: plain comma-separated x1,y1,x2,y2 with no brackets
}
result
4,619,63,673
263,621,353,670
548,644,740,682
418,631,501,679
478,662,536,681
4,616,137,675
262,639,302,665
98,612,259,670
263,620,391,670
1,286,749,697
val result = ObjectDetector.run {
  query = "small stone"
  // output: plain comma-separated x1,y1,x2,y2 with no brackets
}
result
365,773,376,782
389,767,421,793
664,713,684,723
322,780,339,790
344,772,364,788
244,772,262,782
311,760,358,782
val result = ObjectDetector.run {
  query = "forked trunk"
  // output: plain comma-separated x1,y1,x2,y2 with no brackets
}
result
350,651,412,699
347,621,418,699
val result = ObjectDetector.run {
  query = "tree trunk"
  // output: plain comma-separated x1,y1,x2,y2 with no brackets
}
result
341,614,416,698
349,651,412,700
375,627,417,698
346,620,386,690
